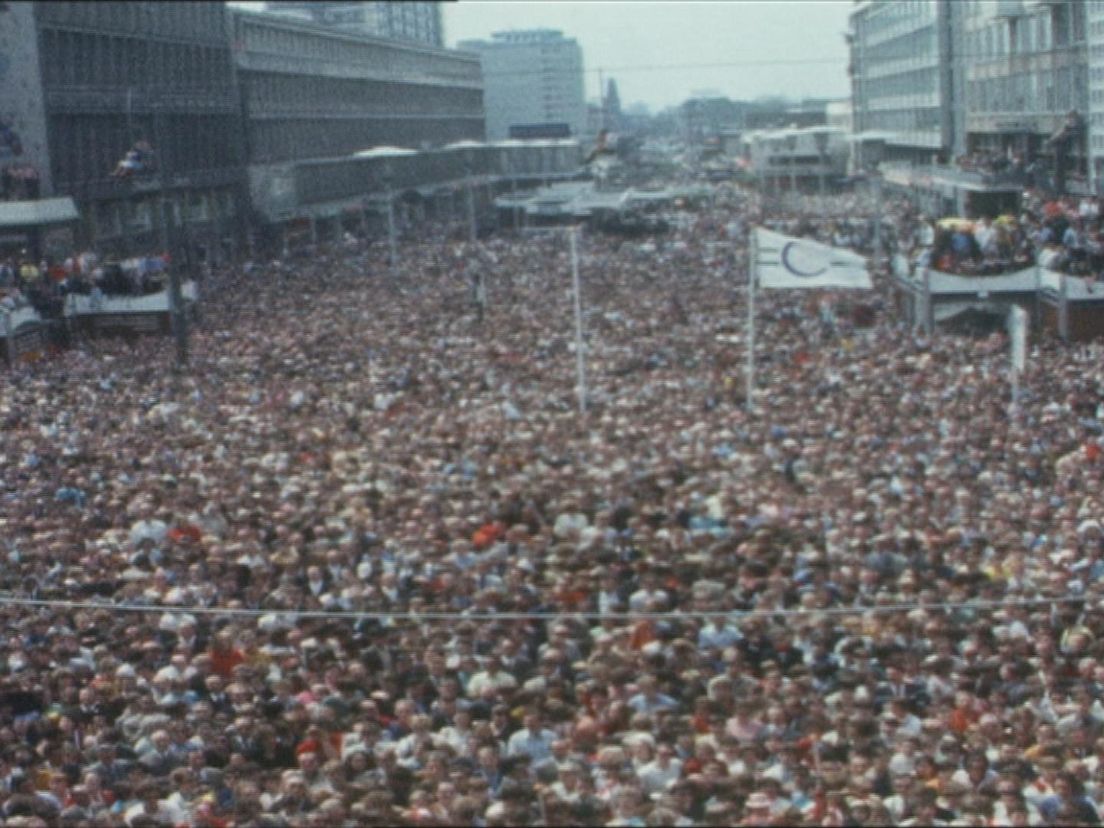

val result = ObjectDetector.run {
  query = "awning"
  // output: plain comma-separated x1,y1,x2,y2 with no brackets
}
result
352,146,417,159
847,131,897,143
0,197,79,229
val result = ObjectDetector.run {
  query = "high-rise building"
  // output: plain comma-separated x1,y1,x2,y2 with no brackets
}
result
0,1,51,200
1087,1,1104,193
848,0,967,166
962,1,1088,193
457,29,586,141
229,7,484,235
264,2,443,48
31,1,246,257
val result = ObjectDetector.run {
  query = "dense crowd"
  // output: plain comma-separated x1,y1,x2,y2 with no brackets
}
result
879,191,1104,282
0,184,1102,827
953,153,1030,182
1,251,171,320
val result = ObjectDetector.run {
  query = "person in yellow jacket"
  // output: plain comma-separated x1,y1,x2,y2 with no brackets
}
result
18,256,40,287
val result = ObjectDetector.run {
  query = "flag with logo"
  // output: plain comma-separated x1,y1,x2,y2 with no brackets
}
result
754,227,872,290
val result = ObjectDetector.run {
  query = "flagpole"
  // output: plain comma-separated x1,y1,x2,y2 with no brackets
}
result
570,226,588,417
746,228,757,414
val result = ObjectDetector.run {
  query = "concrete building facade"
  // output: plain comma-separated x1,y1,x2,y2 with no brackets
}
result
848,0,966,165
32,0,246,258
264,2,443,48
962,0,1089,192
457,29,586,141
0,2,52,200
1087,1,1104,193
740,127,850,194
231,7,484,232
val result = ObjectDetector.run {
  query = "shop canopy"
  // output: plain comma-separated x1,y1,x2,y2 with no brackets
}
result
0,197,78,229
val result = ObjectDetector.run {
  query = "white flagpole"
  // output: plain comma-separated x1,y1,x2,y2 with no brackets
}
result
570,226,588,417
1008,305,1028,418
1059,270,1070,342
746,228,757,413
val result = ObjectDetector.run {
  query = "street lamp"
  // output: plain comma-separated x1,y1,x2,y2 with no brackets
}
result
813,130,830,197
382,161,398,278
464,150,477,245
568,225,587,417
786,133,798,196
150,101,187,370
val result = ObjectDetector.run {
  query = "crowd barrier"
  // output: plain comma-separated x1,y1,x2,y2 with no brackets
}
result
4,281,198,365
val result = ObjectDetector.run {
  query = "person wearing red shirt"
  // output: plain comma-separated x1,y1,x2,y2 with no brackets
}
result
209,631,245,679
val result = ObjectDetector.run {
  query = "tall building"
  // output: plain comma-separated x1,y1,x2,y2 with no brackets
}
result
230,8,484,233
457,29,586,141
31,1,246,257
962,0,1088,192
848,0,967,166
1087,1,1104,193
0,1,51,200
264,2,443,48
232,8,482,166
603,79,623,133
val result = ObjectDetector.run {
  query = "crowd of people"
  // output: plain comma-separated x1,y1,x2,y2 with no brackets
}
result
953,153,1030,183
876,190,1104,283
0,183,1102,826
1,251,172,320
0,165,41,203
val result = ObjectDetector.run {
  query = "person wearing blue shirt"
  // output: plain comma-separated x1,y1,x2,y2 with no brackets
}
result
627,675,678,715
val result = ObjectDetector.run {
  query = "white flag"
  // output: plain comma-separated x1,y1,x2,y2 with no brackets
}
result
754,227,872,290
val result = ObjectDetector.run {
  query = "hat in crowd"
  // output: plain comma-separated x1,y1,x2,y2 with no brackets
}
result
745,792,772,810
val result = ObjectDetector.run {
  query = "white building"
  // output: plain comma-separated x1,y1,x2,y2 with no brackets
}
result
1089,1,1104,193
0,1,52,198
963,1,1088,193
826,100,853,133
264,2,443,47
741,127,850,194
848,0,967,166
457,29,586,141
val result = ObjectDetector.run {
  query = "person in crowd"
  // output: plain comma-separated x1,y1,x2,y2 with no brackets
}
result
0,183,1103,825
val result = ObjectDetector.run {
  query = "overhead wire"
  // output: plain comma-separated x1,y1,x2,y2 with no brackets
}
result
0,592,1090,621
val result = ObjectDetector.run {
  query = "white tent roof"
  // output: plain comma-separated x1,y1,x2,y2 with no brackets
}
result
353,146,417,158
0,197,79,228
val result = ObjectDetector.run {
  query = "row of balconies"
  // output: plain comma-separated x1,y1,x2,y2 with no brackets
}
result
36,6,229,47
57,166,245,203
45,86,239,114
248,107,484,121
235,52,482,90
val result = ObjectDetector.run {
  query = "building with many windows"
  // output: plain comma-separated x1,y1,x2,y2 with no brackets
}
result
1087,1,1104,193
263,2,443,48
230,7,485,235
848,0,966,166
457,29,587,141
962,0,1088,193
32,0,246,258
0,2,52,200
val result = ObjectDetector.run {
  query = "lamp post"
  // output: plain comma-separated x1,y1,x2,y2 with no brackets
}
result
465,151,477,245
814,130,829,197
786,133,798,197
873,174,883,262
150,102,187,370
569,225,587,417
382,162,398,279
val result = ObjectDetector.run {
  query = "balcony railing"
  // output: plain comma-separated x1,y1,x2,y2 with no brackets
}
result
45,86,239,114
57,166,244,202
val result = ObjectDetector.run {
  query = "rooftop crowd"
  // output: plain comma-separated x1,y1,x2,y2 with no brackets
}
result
0,183,1102,826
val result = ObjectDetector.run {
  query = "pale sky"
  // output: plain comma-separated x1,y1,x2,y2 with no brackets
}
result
442,1,854,112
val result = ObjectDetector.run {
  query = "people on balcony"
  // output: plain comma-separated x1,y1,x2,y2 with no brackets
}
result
112,141,157,179
0,164,41,201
